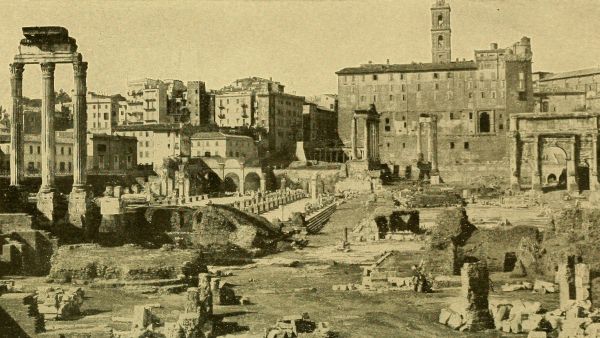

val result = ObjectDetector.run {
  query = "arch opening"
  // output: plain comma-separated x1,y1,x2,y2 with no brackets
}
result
223,173,240,193
244,172,261,192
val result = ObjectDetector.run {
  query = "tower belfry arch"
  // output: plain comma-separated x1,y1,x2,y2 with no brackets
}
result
431,0,452,63
10,27,89,225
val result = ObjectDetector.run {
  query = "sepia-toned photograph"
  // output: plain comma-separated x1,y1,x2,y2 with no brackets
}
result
0,0,599,337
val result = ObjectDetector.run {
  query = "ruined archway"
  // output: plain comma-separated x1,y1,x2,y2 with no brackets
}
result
541,146,567,189
223,173,240,193
244,172,261,192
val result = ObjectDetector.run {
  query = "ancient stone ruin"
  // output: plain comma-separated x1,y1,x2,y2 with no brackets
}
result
352,208,420,242
439,261,494,331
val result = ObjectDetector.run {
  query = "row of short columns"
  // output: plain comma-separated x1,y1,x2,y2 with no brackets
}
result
232,190,305,214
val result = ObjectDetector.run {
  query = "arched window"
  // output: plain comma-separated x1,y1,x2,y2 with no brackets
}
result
438,35,444,48
438,14,444,26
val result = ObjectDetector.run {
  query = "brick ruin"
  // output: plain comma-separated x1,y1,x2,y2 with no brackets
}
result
352,208,421,242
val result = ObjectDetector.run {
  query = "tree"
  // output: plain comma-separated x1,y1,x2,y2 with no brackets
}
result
55,89,72,104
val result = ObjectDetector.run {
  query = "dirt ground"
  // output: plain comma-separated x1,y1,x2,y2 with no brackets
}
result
7,189,563,338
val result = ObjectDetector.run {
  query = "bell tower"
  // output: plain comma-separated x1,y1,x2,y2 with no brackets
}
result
431,0,451,63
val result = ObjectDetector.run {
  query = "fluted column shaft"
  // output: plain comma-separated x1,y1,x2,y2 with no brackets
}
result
72,61,88,191
416,121,422,157
9,63,24,186
40,62,56,193
531,135,541,190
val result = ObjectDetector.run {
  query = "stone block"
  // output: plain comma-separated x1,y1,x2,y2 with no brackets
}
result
439,308,452,325
510,317,522,333
522,314,543,332
527,331,547,338
501,320,511,332
447,312,464,330
132,305,152,329
533,280,557,293
36,191,57,223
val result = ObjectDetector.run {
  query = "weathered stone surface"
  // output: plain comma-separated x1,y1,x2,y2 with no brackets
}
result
459,262,494,331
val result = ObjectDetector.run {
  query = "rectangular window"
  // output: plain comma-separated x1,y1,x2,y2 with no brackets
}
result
389,74,394,81
433,73,439,79
481,92,485,99
464,142,470,149
469,112,473,120
402,94,406,101
389,95,393,101
400,74,404,80
417,84,421,91
372,74,378,81
450,142,455,149
401,84,406,92
450,112,454,120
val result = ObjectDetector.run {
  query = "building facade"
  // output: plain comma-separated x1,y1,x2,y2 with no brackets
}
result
190,132,258,160
186,81,213,126
86,134,137,173
126,78,169,124
534,68,600,113
113,123,193,169
215,77,304,153
336,0,534,172
87,92,121,134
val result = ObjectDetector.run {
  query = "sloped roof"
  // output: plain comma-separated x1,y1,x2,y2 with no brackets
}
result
336,61,477,75
540,67,600,82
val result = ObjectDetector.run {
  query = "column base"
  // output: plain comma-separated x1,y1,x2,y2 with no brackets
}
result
567,177,579,193
36,191,57,223
68,188,91,229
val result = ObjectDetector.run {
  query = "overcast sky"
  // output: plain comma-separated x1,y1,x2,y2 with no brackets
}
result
0,0,599,108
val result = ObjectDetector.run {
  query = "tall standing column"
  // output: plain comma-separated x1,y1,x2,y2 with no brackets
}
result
430,118,438,174
567,136,579,193
351,116,357,159
416,121,422,158
9,63,24,187
592,134,599,191
71,61,88,191
363,119,370,161
531,135,542,191
509,131,521,191
37,62,57,223
39,62,56,193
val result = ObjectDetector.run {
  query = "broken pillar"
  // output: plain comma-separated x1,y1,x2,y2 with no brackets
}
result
557,256,591,311
132,305,152,329
210,278,221,305
198,273,212,316
184,287,200,313
459,262,494,331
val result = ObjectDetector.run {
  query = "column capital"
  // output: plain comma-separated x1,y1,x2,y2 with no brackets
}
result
40,62,56,77
9,63,24,78
73,61,88,77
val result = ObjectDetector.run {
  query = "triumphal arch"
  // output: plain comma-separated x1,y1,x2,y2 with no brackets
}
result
509,112,600,192
10,27,89,225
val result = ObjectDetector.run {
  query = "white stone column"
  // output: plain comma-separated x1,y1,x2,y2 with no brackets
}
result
239,163,245,195
71,60,88,191
567,136,579,193
9,63,24,187
416,121,422,158
531,135,542,191
363,118,370,161
351,116,357,160
509,131,521,191
39,62,56,193
592,134,599,191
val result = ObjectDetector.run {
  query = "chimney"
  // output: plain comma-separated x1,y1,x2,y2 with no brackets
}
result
368,60,373,64
386,59,390,65
490,42,498,50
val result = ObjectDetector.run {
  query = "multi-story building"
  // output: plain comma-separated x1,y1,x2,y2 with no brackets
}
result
126,78,169,124
534,68,600,113
190,132,258,160
306,94,338,112
117,98,129,125
302,102,340,161
215,77,305,153
113,123,193,169
336,0,534,171
186,81,213,126
87,92,121,134
87,133,137,173
0,130,136,176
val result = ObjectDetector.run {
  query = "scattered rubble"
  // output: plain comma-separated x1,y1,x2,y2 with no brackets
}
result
36,286,84,321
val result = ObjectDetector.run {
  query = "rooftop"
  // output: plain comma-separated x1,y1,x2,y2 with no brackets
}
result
114,123,183,132
540,67,600,82
191,131,253,140
336,61,477,75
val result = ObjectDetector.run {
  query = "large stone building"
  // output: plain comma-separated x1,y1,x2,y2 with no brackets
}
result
87,92,121,134
534,67,600,113
302,102,340,161
336,0,534,174
215,77,305,153
113,123,193,169
190,132,258,160
125,78,169,124
0,131,136,176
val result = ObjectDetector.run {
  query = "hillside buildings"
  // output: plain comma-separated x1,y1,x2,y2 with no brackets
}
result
534,68,600,113
190,132,258,160
87,92,122,135
215,77,305,153
336,0,534,172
